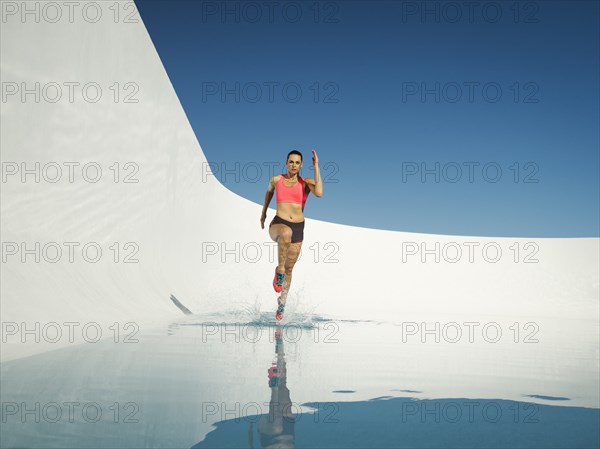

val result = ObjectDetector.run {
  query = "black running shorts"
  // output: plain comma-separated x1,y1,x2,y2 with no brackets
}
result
270,215,305,243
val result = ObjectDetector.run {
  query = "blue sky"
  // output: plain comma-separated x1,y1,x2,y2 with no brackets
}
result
136,0,599,237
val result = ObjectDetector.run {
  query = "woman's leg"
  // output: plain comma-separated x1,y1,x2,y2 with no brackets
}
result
280,241,303,304
269,223,292,275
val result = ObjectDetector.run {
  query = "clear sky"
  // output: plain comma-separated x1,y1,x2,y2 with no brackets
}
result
136,0,599,237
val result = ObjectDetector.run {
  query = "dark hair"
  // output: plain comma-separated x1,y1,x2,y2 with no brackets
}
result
287,150,303,162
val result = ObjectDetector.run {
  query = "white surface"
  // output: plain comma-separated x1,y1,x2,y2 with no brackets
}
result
1,3,598,363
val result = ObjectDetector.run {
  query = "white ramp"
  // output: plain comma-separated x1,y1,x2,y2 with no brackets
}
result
1,2,598,362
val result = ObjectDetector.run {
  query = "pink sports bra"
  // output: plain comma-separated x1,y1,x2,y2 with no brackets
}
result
275,175,308,207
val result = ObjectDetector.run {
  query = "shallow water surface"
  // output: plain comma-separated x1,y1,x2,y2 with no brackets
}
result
1,311,598,448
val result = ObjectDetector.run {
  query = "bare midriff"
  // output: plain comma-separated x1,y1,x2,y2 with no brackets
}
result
276,201,304,222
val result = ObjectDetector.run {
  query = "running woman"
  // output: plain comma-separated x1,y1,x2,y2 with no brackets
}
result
260,149,323,320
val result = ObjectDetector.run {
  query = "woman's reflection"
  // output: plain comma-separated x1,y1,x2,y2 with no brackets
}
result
254,328,295,449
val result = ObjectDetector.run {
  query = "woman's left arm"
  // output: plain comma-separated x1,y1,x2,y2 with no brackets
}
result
306,149,323,197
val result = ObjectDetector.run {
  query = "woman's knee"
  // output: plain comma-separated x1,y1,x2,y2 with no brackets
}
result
278,228,293,244
286,244,300,259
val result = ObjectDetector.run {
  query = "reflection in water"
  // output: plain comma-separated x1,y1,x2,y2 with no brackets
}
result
255,328,295,449
1,319,598,449
191,321,599,449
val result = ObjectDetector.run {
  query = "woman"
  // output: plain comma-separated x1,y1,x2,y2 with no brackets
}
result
256,328,294,448
260,149,323,320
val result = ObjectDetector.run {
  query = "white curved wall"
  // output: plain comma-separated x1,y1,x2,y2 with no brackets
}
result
1,3,598,362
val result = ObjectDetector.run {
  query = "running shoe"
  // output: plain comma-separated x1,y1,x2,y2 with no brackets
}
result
275,298,285,321
273,267,285,293
275,328,283,341
268,363,280,387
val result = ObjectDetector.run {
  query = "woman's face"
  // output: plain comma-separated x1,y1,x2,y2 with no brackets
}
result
287,155,302,174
